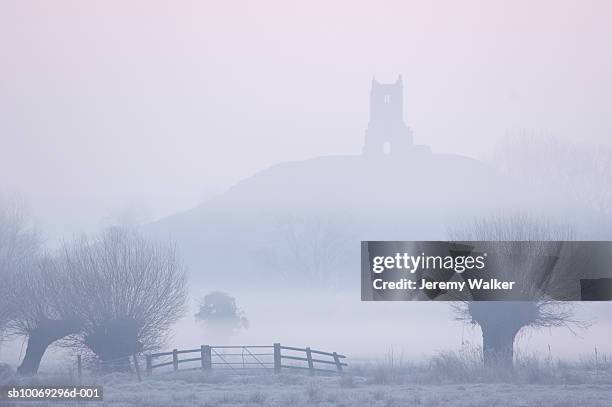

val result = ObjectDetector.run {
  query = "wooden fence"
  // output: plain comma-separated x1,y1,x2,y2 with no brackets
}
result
145,344,347,375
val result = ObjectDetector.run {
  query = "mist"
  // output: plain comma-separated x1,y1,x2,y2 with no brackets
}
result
2,0,612,240
1,0,612,385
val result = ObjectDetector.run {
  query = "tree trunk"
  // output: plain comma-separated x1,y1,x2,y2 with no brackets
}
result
17,319,80,375
480,320,520,369
84,317,142,372
469,302,538,370
17,334,50,375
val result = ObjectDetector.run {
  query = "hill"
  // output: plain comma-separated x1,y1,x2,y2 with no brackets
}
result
146,152,604,286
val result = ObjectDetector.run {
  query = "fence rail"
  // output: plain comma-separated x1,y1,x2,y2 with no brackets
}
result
144,343,347,376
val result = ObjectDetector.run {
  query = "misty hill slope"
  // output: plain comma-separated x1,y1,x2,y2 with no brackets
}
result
145,152,603,284
155,152,522,219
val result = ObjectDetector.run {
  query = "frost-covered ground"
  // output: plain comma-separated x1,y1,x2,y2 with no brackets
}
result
85,372,612,407
3,365,612,407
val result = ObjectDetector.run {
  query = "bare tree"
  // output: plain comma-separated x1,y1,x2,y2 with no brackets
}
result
9,257,81,375
449,215,589,369
60,228,188,364
265,212,354,285
0,199,79,375
7,227,188,374
490,132,612,220
0,199,40,346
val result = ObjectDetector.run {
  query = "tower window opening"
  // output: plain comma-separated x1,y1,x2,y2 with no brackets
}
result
384,94,391,104
383,141,391,155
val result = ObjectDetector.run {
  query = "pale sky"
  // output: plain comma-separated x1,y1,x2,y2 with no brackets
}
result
1,0,611,240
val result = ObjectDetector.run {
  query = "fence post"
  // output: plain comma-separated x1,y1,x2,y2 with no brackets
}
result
273,343,281,374
305,347,314,376
201,345,212,370
333,352,343,373
77,355,82,383
145,355,152,376
172,349,179,371
133,354,142,382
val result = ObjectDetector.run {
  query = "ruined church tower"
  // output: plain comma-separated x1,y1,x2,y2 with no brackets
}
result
362,75,414,156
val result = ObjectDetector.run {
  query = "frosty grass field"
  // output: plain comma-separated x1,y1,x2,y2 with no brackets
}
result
2,351,612,407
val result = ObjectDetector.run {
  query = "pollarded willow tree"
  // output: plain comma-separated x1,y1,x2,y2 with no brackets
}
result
449,215,589,369
8,227,188,374
0,200,85,375
0,198,82,375
60,228,188,364
9,256,82,375
0,201,41,341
